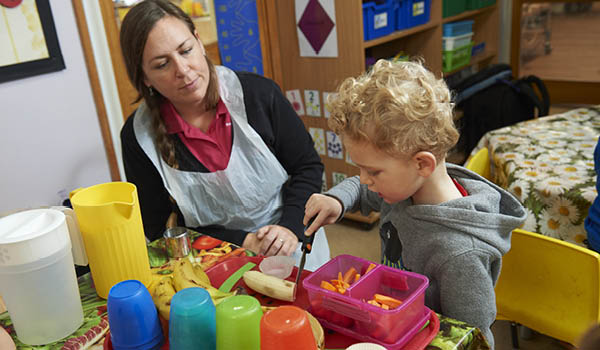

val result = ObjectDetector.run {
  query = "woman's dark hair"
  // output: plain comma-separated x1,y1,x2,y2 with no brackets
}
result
120,0,219,167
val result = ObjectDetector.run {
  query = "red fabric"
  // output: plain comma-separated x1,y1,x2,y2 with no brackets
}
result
161,100,233,171
452,178,468,197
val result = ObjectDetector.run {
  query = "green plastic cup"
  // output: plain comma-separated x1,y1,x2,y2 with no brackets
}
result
215,295,262,350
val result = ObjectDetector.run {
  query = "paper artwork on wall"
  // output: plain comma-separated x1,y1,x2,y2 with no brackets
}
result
326,131,343,159
309,127,326,155
322,92,336,118
286,89,305,116
304,90,321,117
332,172,347,187
346,151,356,166
295,0,338,57
214,0,263,74
321,172,327,192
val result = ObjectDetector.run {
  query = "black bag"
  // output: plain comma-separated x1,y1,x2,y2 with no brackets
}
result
454,66,550,155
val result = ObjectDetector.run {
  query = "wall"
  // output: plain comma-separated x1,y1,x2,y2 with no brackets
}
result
0,1,111,213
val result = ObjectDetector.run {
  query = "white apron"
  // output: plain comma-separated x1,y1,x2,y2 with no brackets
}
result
134,66,329,271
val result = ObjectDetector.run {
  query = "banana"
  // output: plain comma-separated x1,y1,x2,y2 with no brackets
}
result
243,270,296,302
172,259,235,305
146,271,168,296
193,263,213,287
151,276,176,320
173,259,213,290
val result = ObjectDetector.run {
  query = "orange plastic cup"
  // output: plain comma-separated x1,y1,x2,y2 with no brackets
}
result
260,306,318,350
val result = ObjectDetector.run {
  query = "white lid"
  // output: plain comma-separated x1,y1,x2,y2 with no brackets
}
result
0,209,70,266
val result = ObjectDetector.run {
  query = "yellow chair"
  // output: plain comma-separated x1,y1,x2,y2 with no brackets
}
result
495,229,600,347
465,147,491,181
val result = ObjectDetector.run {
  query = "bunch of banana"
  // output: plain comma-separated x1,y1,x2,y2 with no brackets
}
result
172,259,235,305
150,276,177,320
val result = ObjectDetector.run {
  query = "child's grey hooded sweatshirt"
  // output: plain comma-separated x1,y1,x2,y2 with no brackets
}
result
326,163,527,349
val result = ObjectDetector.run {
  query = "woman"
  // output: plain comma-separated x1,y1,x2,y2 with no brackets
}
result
119,0,329,270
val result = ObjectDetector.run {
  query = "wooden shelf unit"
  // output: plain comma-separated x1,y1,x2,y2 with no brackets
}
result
259,0,499,224
442,4,497,24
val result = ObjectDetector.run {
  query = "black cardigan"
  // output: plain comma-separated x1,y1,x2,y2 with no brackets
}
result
120,71,323,244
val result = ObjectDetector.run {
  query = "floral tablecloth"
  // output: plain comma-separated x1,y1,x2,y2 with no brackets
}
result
466,105,600,249
1,230,490,350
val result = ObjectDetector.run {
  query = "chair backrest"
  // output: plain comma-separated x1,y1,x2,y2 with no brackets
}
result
465,147,491,181
495,229,600,346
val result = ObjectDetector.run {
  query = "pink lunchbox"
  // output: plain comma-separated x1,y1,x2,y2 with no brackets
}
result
303,254,430,349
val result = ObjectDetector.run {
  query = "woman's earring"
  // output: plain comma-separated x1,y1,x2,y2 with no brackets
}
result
148,86,154,96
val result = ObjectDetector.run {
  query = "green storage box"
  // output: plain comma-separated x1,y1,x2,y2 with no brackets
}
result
466,0,496,10
443,0,467,18
442,42,473,72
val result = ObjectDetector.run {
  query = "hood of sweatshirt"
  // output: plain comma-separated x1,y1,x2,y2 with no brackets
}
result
403,163,527,256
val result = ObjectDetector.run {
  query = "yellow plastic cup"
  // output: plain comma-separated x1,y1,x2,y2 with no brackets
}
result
70,182,151,299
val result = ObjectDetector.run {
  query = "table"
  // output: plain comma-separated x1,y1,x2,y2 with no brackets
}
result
466,105,600,249
0,231,490,350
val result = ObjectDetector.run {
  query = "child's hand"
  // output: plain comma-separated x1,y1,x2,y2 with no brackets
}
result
303,194,343,237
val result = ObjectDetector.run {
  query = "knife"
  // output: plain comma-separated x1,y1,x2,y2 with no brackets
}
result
294,216,316,299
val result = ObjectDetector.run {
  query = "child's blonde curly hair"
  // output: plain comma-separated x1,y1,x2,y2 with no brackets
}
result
327,59,458,161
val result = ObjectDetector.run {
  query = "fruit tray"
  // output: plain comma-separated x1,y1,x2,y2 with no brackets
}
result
104,256,439,350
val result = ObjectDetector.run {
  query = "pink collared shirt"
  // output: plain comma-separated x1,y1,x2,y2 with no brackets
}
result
161,99,233,172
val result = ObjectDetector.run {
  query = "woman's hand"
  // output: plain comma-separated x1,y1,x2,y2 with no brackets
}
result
254,225,298,256
303,194,343,237
241,233,262,254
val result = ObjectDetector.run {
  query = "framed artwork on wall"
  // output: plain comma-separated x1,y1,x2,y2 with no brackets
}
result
0,0,65,84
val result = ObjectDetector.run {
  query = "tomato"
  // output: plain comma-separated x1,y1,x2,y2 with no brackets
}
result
192,235,223,250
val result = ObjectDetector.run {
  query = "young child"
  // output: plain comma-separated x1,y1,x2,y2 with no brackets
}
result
303,59,527,349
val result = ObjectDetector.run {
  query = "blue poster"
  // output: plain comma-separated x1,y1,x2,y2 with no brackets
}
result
214,0,264,75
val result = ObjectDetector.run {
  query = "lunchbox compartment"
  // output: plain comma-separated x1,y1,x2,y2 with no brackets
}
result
350,265,429,344
303,255,429,347
302,254,377,294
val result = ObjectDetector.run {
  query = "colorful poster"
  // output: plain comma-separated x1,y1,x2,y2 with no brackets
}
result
0,0,48,67
295,0,338,57
214,0,263,74
304,89,321,117
309,127,326,155
326,131,343,159
286,89,305,116
322,92,336,118
332,172,347,187
0,0,65,84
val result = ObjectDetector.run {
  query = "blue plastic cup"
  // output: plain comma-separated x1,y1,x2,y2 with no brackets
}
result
107,280,164,350
169,287,216,350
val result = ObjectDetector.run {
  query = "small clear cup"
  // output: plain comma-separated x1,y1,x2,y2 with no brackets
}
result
259,255,295,279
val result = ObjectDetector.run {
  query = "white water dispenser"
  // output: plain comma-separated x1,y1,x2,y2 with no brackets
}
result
0,208,87,345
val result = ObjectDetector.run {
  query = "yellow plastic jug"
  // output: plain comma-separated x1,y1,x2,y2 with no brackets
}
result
70,182,151,299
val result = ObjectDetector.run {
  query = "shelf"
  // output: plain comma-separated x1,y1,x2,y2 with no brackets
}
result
363,21,439,49
445,49,497,75
442,5,497,24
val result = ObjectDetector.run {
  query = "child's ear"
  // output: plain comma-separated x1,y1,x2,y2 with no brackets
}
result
413,151,437,177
